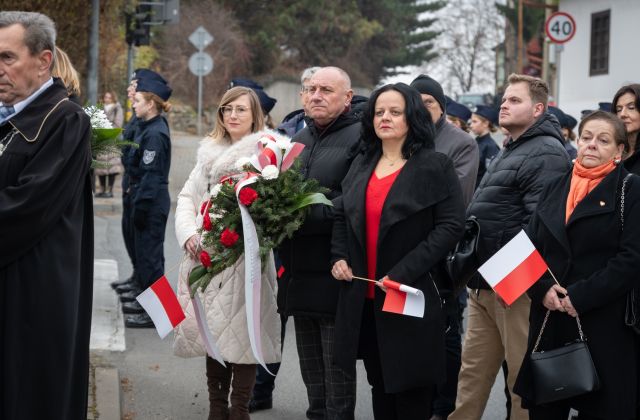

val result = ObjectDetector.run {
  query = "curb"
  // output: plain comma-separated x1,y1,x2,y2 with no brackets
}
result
94,367,121,420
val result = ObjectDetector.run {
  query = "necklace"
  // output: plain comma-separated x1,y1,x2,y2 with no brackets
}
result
0,128,17,157
381,154,404,166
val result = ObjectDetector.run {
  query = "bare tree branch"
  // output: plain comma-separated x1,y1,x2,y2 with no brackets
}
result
426,0,504,96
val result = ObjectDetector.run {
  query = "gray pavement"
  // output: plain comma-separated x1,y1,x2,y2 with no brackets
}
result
89,131,509,419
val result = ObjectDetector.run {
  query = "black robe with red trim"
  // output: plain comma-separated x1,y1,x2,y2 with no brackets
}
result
0,78,94,420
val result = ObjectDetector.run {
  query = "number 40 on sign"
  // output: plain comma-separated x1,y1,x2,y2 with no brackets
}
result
545,11,576,44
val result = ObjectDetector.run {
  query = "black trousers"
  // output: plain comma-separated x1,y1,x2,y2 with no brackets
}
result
432,297,462,417
132,211,167,290
360,300,435,420
121,192,136,271
253,314,287,401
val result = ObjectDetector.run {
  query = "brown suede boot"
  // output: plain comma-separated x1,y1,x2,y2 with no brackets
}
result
206,357,231,420
228,364,257,420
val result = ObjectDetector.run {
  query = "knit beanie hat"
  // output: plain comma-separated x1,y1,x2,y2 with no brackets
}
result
410,74,446,113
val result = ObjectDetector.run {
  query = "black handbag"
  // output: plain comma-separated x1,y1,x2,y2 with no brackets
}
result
530,310,600,405
444,216,480,294
620,173,640,335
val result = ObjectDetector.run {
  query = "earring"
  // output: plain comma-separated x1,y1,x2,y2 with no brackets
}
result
614,157,621,164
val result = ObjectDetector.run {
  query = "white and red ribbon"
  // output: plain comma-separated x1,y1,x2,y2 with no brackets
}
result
235,174,274,374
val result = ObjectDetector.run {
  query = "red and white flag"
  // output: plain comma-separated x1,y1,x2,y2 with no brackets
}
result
136,275,186,339
478,230,548,306
381,279,425,318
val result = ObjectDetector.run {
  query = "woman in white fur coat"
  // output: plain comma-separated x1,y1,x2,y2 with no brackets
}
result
174,86,282,420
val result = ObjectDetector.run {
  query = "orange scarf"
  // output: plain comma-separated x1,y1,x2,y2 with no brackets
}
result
565,160,616,222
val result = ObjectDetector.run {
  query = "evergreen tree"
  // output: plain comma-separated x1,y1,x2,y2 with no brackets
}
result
356,0,446,82
218,0,446,85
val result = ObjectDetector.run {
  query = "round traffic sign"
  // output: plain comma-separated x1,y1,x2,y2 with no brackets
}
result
188,52,214,77
545,12,576,44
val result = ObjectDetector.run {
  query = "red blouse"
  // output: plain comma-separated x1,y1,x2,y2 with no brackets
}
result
365,168,401,299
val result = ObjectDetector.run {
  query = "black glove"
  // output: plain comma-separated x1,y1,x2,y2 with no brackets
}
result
134,209,148,230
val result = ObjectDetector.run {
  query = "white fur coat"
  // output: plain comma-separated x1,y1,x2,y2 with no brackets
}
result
173,129,289,362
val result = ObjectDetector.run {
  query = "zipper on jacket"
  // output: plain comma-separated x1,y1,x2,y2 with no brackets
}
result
429,273,442,308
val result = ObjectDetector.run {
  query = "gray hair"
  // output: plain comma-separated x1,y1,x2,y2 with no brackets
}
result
0,11,56,56
300,66,321,85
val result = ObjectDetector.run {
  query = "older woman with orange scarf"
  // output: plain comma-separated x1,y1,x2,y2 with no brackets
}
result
514,111,640,420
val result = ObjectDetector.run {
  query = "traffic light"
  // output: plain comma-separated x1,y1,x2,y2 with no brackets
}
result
126,5,151,46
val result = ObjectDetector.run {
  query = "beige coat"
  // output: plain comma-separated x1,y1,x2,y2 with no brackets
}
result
173,129,288,363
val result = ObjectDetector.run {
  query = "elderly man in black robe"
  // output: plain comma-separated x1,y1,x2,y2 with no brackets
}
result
0,11,93,420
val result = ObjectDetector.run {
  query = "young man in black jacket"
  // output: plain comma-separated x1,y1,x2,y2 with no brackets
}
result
449,74,571,420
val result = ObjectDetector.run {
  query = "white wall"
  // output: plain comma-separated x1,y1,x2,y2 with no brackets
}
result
558,0,640,120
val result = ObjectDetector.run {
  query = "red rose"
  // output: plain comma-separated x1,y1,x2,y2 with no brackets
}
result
202,212,212,231
199,250,212,268
238,187,259,206
220,228,240,247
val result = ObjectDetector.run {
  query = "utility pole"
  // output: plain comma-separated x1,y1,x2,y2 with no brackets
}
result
517,0,524,73
87,0,100,105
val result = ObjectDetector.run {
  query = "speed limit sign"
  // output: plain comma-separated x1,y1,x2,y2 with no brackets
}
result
545,12,576,44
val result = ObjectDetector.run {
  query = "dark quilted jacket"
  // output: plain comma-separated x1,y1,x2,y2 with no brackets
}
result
282,110,362,317
467,113,571,289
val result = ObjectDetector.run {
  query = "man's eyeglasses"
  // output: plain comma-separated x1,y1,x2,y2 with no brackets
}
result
220,105,249,117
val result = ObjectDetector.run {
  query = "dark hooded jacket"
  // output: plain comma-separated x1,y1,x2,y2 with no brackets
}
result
467,113,571,290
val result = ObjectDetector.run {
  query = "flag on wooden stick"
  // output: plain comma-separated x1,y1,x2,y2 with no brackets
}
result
478,230,548,306
381,279,425,318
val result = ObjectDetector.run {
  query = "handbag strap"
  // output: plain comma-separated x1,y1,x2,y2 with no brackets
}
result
532,310,585,353
534,173,634,352
621,173,633,230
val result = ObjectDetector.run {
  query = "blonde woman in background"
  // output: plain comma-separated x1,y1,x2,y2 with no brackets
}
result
51,46,81,104
95,91,124,197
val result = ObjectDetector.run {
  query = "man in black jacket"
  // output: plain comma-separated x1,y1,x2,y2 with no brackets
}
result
449,74,571,420
284,66,361,420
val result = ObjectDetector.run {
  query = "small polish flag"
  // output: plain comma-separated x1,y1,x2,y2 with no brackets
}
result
381,279,425,318
478,230,548,306
136,275,186,339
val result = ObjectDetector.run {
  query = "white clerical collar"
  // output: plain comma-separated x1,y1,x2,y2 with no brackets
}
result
0,78,54,120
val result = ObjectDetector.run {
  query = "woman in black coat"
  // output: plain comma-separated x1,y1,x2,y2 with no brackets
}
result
330,83,465,419
514,111,640,419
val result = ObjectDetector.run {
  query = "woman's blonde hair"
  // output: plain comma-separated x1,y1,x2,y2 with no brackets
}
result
209,87,264,140
138,91,171,113
51,46,81,97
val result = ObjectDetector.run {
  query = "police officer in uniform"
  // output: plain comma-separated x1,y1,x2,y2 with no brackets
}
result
121,76,173,328
112,69,168,302
470,105,501,188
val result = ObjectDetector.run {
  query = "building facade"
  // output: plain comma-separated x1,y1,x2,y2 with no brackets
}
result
557,0,640,120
